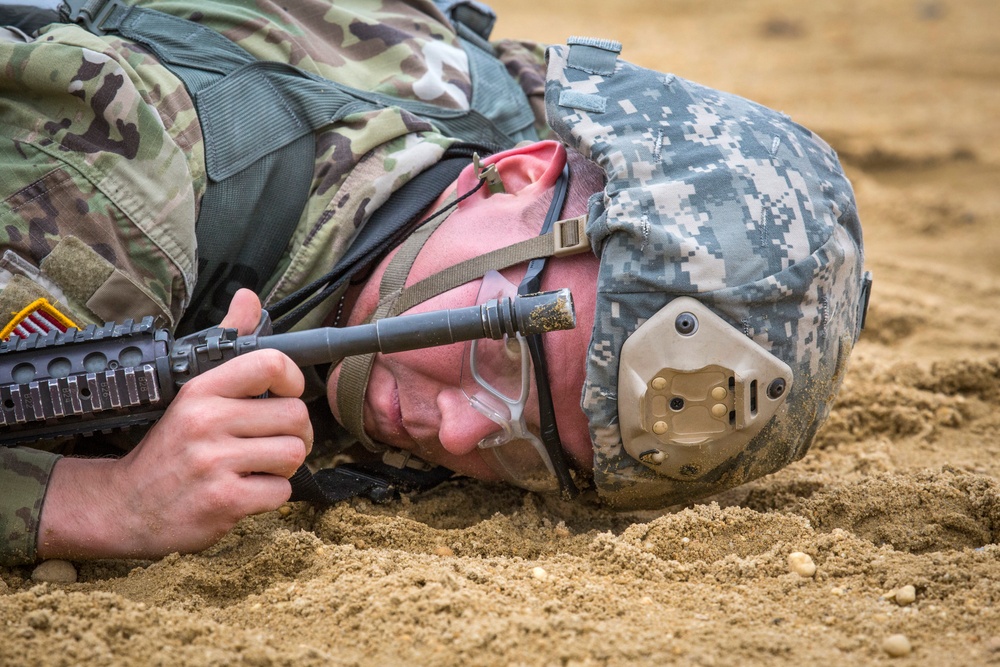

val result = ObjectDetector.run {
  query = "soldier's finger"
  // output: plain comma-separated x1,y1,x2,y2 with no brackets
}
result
229,435,310,479
218,288,263,335
211,397,313,443
229,473,294,517
182,349,305,400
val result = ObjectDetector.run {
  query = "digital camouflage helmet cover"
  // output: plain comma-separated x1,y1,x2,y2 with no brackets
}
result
545,38,869,509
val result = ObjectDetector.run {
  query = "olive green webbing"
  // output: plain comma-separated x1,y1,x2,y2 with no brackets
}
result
390,233,558,315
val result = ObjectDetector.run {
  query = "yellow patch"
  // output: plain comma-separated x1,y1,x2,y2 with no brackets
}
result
1,298,78,341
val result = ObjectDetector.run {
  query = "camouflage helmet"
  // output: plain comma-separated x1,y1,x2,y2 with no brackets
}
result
544,38,868,509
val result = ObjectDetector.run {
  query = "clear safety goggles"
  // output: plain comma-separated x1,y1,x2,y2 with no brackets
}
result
461,271,573,494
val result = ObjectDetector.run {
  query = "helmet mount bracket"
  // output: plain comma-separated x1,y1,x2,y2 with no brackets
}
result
618,297,793,480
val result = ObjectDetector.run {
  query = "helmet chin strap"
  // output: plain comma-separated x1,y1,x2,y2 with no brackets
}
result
336,193,459,454
335,165,588,469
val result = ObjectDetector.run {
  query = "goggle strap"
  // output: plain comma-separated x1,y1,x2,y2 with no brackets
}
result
336,200,456,452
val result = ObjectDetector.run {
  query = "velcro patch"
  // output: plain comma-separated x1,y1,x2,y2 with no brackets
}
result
566,36,621,76
1,298,77,341
559,90,607,113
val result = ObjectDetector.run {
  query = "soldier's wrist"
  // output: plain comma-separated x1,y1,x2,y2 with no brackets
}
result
36,457,140,560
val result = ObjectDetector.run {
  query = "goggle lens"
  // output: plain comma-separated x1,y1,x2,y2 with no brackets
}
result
460,271,560,492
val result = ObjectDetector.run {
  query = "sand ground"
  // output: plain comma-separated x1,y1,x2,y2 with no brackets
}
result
3,0,1000,664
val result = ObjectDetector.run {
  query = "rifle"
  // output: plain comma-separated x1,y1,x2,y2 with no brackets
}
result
0,289,575,448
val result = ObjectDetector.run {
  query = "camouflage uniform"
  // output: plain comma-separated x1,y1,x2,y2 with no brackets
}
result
0,0,549,565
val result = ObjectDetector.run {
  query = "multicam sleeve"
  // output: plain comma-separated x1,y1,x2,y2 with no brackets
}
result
0,29,199,333
0,447,60,566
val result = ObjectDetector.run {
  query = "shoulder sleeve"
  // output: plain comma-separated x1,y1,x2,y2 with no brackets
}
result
0,31,200,331
0,447,60,566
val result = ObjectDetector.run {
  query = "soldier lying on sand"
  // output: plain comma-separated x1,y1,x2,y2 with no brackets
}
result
0,0,869,565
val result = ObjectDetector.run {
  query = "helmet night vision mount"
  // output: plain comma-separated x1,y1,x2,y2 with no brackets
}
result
618,297,793,480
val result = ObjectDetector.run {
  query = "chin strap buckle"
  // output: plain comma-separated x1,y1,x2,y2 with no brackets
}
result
382,448,435,471
553,215,590,256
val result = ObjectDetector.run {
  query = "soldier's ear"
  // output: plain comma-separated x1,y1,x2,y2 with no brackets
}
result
455,140,567,206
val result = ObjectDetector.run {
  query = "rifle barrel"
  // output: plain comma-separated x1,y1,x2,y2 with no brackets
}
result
256,289,575,367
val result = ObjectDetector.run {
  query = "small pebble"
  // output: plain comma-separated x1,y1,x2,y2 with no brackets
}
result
25,610,51,630
278,505,292,517
532,566,548,580
895,585,916,606
882,633,912,657
434,546,455,557
554,524,571,538
787,552,816,578
31,559,77,584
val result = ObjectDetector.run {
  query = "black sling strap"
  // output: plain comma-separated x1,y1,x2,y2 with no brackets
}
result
0,5,60,35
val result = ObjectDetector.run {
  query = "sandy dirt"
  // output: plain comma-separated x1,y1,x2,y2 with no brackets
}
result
3,0,999,664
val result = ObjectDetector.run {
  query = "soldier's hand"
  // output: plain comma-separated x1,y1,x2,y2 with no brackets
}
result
36,290,313,560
